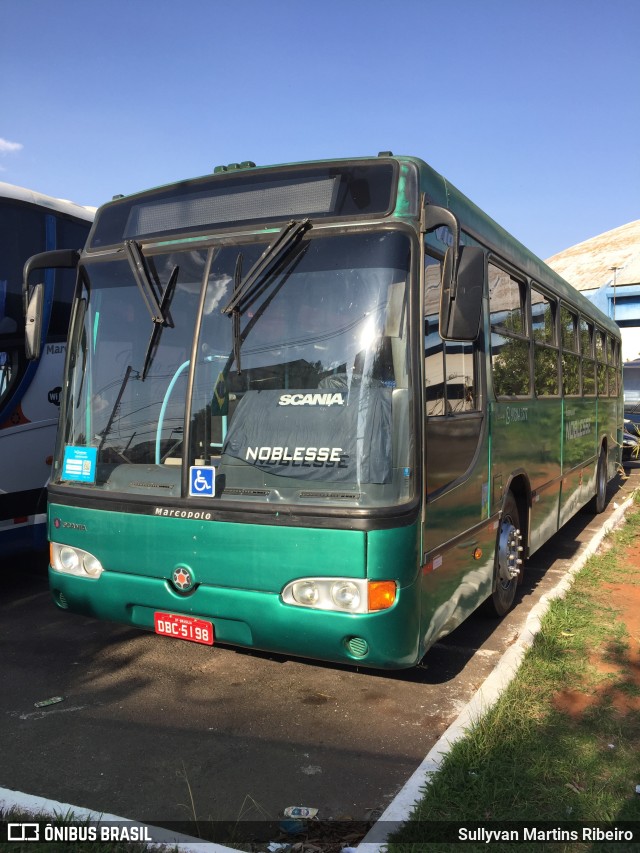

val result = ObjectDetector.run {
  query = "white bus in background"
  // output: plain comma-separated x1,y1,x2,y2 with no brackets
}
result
0,183,94,556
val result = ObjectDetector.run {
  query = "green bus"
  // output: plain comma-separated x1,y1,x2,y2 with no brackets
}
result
23,155,622,669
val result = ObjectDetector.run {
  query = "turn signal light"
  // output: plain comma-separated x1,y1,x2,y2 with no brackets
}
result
368,581,397,612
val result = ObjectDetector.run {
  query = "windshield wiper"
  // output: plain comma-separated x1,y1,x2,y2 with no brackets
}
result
221,218,311,316
140,264,179,380
221,218,311,375
124,239,165,323
124,239,180,380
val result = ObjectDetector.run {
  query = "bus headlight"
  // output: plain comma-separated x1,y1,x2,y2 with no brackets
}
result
331,581,361,610
51,543,104,579
82,553,104,577
58,546,80,573
282,578,396,613
292,581,320,605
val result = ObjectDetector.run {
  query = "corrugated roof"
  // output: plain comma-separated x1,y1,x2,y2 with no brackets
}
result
546,219,640,292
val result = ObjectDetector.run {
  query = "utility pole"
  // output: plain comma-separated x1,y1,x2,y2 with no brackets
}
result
610,265,620,320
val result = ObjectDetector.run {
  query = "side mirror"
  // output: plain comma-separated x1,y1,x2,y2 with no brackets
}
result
439,245,485,341
22,248,80,361
422,201,484,342
25,283,44,360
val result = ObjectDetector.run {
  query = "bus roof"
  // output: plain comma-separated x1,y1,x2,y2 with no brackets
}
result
0,181,95,221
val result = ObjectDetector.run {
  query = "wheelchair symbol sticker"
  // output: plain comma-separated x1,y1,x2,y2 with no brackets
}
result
189,466,215,497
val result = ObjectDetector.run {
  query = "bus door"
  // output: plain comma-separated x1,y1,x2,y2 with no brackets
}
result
420,252,493,649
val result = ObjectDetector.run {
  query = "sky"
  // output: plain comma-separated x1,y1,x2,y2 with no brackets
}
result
1,0,638,260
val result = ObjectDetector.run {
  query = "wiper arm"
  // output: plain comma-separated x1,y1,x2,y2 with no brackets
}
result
221,218,311,316
140,264,179,380
124,239,180,380
222,218,311,376
124,239,164,323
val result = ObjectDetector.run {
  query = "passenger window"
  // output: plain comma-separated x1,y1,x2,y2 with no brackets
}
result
532,288,558,396
581,319,596,396
596,329,608,395
560,306,578,352
489,263,529,396
560,306,580,395
580,319,593,356
607,336,618,396
531,289,555,344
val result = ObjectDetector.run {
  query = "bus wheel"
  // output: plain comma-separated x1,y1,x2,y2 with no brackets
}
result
490,493,523,617
593,445,608,514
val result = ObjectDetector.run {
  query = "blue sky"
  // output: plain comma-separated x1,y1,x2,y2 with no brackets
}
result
1,0,638,259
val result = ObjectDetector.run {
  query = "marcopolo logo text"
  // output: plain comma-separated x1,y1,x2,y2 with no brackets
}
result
154,508,213,520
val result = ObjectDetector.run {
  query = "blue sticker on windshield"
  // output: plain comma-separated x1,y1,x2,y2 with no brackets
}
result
189,466,215,497
62,446,98,483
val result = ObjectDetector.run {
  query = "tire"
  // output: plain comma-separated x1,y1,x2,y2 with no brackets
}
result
489,492,523,617
593,445,608,514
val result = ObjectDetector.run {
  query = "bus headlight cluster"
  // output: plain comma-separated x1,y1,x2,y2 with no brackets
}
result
50,542,104,578
281,577,396,613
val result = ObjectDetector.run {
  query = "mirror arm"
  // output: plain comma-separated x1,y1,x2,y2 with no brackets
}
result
420,201,460,290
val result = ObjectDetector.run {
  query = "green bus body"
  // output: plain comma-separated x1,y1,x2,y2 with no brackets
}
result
41,155,622,669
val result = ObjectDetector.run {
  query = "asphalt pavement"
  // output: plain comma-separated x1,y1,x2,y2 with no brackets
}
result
1,465,637,852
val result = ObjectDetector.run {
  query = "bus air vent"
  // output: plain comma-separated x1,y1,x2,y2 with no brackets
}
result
298,491,362,501
223,488,271,496
129,481,175,490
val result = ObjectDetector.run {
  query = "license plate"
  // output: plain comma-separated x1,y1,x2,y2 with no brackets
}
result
154,612,214,645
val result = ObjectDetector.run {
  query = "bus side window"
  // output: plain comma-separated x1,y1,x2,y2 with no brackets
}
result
489,263,530,397
595,328,608,396
580,318,596,396
560,306,580,396
424,253,478,415
607,335,618,396
532,287,559,396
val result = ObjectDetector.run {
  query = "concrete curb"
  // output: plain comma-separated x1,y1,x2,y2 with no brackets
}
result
358,492,637,850
0,787,234,852
2,494,635,853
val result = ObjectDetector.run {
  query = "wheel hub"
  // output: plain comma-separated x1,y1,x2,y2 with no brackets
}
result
497,517,523,584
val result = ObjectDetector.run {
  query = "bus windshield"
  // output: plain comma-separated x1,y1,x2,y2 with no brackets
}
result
56,229,413,509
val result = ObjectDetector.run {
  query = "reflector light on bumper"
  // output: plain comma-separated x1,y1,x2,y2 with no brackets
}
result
50,542,104,578
281,577,396,613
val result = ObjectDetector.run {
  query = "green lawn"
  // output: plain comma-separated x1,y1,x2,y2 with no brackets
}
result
388,499,640,852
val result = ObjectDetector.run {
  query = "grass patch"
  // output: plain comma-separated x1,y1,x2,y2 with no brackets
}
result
389,502,640,852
